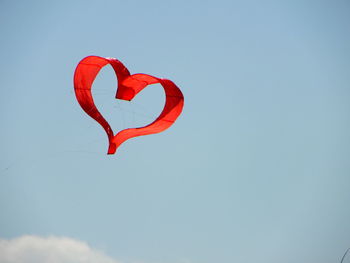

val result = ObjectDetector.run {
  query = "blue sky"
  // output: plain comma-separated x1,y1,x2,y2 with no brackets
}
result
1,0,350,262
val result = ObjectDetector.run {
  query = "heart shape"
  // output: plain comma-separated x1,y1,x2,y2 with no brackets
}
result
74,56,184,154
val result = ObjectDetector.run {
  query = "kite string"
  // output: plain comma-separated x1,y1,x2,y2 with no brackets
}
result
89,79,159,127
1,149,102,176
341,248,350,263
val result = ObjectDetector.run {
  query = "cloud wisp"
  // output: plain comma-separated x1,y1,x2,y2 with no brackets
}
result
0,235,120,263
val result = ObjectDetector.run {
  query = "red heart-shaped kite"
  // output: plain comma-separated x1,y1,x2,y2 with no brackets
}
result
74,56,184,154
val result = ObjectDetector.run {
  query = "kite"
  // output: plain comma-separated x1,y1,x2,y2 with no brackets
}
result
73,56,184,154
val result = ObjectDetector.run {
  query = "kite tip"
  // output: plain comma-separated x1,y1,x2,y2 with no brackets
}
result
107,142,117,155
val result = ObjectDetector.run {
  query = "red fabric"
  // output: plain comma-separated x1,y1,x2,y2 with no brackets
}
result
74,56,184,154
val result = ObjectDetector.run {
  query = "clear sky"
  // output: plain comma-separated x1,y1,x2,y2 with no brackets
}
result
1,0,350,263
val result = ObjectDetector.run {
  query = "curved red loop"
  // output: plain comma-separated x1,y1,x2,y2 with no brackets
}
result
73,56,184,154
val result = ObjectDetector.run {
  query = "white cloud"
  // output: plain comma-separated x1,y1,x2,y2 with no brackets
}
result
0,235,120,263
